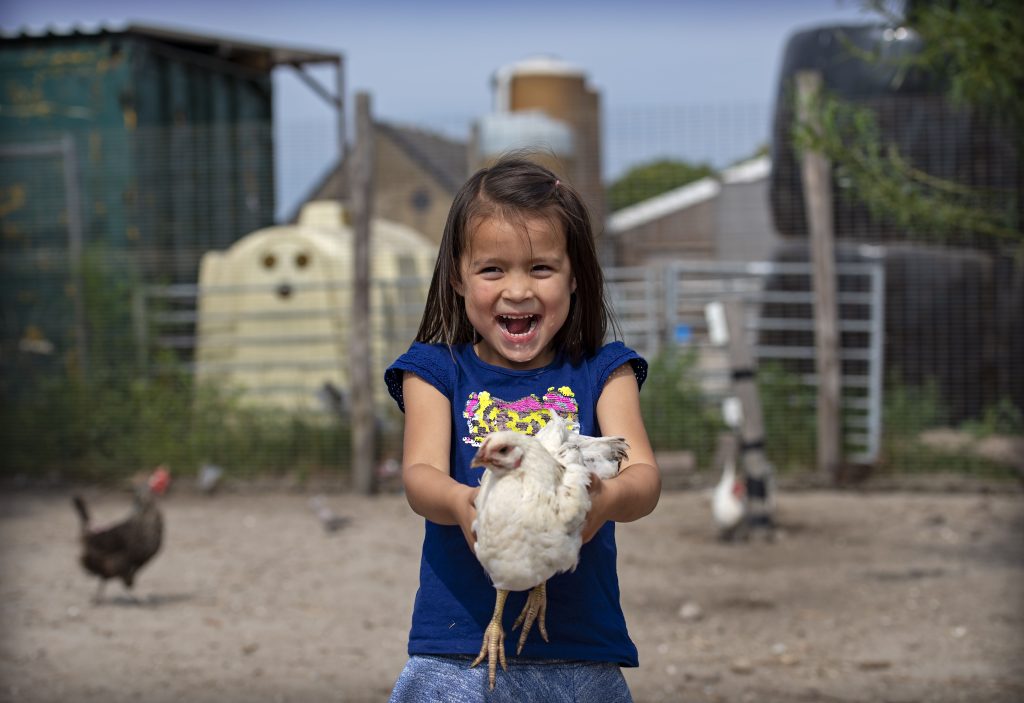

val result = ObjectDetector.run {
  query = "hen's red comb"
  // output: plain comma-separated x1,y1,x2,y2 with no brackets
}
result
149,465,171,494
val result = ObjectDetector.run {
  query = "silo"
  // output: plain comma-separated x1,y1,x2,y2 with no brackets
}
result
476,57,604,247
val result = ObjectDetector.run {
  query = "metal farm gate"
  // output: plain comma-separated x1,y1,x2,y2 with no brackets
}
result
614,260,886,465
141,259,884,464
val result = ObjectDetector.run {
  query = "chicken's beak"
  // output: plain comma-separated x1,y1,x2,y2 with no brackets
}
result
470,444,488,469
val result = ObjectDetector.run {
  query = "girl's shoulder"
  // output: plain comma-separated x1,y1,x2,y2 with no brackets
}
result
587,341,649,391
384,342,465,411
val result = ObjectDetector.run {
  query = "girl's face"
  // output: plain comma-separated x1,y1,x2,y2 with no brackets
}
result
456,214,576,370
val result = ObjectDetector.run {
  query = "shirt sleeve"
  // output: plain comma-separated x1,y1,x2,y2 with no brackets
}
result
384,342,455,413
592,341,648,393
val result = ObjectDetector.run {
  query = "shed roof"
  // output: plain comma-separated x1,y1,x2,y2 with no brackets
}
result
606,156,771,235
0,21,340,68
607,178,721,235
377,122,468,193
289,121,468,222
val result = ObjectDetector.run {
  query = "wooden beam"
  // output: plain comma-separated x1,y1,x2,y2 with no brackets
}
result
349,92,376,494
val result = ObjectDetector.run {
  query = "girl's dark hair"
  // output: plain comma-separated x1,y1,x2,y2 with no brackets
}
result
416,152,609,363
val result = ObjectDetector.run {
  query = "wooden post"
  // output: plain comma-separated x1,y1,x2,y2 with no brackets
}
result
796,70,842,482
349,92,376,494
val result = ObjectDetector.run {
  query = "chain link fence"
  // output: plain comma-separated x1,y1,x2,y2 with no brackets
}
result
2,98,1021,485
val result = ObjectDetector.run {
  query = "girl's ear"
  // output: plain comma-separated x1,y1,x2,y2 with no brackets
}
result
451,271,465,296
570,275,577,295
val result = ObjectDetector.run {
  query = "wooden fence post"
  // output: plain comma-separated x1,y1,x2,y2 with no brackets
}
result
350,92,376,494
796,70,842,482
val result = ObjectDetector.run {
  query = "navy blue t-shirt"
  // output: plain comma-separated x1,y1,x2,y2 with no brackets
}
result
384,341,648,666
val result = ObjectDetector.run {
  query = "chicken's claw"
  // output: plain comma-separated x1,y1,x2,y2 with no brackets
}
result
512,582,549,654
471,589,509,690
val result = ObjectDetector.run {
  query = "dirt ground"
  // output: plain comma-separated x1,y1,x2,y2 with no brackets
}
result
1,483,1022,703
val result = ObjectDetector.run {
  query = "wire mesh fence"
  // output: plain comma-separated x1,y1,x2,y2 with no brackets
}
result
2,97,1021,485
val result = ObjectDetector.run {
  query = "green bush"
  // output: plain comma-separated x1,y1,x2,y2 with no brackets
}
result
639,347,724,466
961,396,1024,438
0,365,351,483
756,361,818,472
0,247,355,483
883,375,946,440
879,374,1018,478
607,159,716,212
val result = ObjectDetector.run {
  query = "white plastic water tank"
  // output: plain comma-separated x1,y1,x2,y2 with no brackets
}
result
195,201,436,411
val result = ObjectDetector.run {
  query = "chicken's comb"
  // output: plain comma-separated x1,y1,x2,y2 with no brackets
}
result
149,465,172,493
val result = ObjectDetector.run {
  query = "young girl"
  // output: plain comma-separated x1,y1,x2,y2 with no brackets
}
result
384,154,660,702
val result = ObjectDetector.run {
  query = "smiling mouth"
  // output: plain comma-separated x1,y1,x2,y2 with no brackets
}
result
497,314,539,337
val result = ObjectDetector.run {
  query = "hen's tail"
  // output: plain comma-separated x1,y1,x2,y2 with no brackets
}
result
72,495,90,529
555,436,630,480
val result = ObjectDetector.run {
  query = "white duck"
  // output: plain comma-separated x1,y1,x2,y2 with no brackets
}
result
712,457,747,541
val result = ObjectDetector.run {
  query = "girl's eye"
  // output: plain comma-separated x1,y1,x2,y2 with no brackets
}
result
532,265,553,274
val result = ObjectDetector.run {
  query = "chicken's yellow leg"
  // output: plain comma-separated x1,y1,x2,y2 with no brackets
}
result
471,588,509,690
512,581,549,654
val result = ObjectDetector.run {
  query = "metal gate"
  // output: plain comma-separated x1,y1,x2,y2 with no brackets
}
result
141,258,885,463
607,260,885,463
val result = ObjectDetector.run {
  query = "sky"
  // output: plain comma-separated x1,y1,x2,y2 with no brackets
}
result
1,0,878,219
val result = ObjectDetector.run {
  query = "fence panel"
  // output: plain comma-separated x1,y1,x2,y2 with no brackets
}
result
138,258,884,467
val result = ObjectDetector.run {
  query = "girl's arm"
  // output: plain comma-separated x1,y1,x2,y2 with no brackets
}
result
400,372,478,548
583,363,662,541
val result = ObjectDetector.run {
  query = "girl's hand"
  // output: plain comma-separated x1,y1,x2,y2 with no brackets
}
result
454,485,480,550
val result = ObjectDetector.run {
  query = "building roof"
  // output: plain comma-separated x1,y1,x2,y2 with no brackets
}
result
721,155,771,185
288,121,468,222
607,177,721,235
1,21,340,68
377,122,467,193
606,156,771,235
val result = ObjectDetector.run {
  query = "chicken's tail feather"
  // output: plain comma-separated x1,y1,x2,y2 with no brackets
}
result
580,436,630,480
72,495,90,528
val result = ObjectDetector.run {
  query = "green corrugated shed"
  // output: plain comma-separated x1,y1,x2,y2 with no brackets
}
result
0,23,339,393
0,25,281,280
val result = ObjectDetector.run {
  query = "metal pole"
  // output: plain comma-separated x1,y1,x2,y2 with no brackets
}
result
866,261,886,464
132,287,149,374
663,262,679,351
62,134,88,374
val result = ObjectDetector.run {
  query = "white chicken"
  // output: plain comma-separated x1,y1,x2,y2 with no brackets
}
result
712,457,747,541
469,413,628,689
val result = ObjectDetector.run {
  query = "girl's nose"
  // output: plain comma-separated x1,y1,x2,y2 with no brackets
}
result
501,273,534,302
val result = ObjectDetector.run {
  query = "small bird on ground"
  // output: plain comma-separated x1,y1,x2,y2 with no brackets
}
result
470,413,628,689
72,465,171,602
308,495,351,533
196,463,223,494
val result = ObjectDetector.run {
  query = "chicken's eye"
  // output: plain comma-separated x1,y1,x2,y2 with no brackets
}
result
497,447,509,454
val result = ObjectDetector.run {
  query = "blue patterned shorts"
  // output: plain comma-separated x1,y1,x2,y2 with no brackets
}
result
388,655,634,703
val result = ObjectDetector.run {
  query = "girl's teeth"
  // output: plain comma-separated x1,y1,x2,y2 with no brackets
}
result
500,315,537,336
